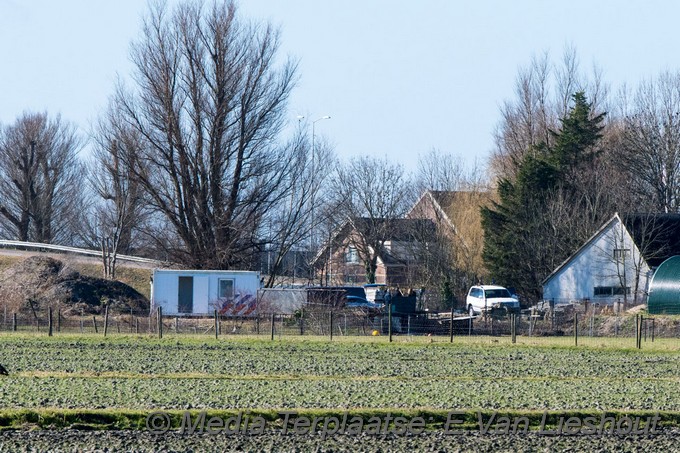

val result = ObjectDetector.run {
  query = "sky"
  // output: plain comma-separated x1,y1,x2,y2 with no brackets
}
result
1,1,680,171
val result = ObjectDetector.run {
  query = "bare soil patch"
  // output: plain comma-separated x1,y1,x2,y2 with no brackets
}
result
0,255,149,315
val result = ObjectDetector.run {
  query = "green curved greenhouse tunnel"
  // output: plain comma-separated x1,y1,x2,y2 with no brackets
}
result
648,255,680,314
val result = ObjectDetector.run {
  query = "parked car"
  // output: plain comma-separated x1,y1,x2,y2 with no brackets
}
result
466,285,520,316
345,295,383,309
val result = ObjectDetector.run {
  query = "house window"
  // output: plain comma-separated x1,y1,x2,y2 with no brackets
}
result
218,279,234,299
594,286,630,297
613,248,630,260
346,246,359,264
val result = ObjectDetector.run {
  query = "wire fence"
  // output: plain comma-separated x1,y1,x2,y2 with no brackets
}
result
0,298,677,349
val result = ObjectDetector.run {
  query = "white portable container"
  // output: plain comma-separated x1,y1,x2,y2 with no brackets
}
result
151,269,262,316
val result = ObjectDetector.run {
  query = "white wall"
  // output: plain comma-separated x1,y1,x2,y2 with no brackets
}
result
542,218,651,304
193,276,210,313
152,272,179,312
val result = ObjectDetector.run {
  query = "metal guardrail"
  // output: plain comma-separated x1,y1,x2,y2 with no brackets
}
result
0,240,161,265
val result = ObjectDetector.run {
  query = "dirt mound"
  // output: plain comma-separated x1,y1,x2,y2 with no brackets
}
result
0,256,149,314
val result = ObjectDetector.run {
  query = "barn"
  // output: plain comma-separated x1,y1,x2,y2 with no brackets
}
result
647,256,680,315
151,269,261,316
543,213,680,305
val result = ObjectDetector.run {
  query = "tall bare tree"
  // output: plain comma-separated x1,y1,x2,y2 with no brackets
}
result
0,112,83,243
491,46,608,182
616,71,680,213
112,0,298,269
328,156,414,283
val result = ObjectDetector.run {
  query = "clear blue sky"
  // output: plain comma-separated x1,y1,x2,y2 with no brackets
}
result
1,0,679,171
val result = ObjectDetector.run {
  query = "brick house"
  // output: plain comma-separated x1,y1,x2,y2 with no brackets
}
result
313,217,435,286
407,190,489,282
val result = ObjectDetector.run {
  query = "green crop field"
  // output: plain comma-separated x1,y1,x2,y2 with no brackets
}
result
1,333,679,451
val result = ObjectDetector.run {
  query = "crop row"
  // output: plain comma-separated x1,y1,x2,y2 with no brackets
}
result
0,375,677,411
1,336,679,380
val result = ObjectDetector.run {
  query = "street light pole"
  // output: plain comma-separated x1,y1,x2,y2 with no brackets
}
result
309,115,331,283
311,115,331,172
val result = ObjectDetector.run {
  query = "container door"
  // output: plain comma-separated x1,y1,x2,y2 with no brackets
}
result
178,276,193,313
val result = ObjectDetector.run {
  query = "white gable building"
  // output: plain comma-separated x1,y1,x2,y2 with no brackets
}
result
542,213,680,305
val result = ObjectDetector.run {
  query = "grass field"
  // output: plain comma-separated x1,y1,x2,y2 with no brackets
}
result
1,333,679,451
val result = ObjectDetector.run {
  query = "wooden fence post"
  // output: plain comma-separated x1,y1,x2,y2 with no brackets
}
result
388,304,392,343
92,316,98,334
157,306,163,339
511,313,517,344
214,310,219,340
449,307,454,343
330,311,334,341
637,315,643,349
270,313,275,341
12,312,17,332
48,307,53,337
57,308,61,333
104,305,109,337
300,308,304,335
573,312,578,347
550,299,555,330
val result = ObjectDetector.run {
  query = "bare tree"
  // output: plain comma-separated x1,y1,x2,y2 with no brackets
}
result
415,148,484,194
87,107,149,278
616,71,680,213
491,52,555,180
490,46,609,182
328,156,414,283
0,112,84,243
112,0,298,269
